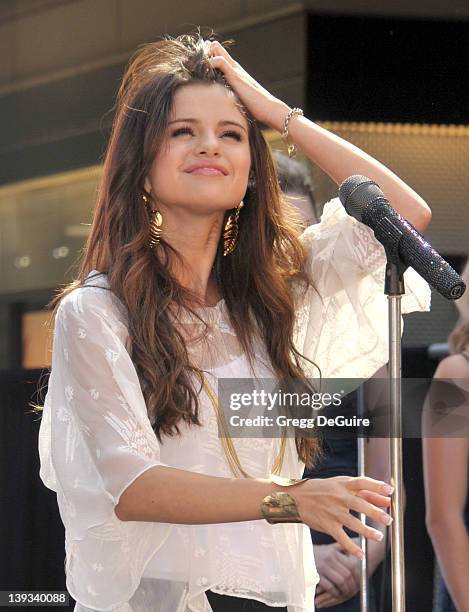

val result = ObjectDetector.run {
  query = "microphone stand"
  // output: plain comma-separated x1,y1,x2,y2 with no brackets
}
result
383,234,408,612
357,384,369,612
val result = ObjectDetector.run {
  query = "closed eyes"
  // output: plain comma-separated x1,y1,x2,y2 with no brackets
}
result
171,126,242,141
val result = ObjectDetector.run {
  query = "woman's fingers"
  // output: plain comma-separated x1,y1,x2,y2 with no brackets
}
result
331,526,364,560
348,493,393,526
298,476,393,556
208,55,233,75
355,489,392,508
209,41,238,67
348,476,394,496
343,513,385,542
207,55,243,92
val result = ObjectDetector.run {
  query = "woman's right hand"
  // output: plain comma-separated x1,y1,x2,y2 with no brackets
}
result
293,476,393,559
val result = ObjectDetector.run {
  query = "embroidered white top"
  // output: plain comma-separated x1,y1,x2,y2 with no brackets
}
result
38,198,431,612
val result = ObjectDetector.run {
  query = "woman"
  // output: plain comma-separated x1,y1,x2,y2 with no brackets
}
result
423,260,469,612
38,33,431,612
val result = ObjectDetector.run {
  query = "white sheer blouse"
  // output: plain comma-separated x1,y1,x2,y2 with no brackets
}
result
38,198,431,611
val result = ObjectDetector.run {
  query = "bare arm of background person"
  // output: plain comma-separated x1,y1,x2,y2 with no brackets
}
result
423,355,469,612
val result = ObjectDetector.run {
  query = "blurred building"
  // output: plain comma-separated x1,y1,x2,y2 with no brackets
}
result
1,0,468,370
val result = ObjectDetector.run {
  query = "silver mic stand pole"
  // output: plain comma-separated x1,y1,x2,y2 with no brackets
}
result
357,384,368,612
386,260,406,612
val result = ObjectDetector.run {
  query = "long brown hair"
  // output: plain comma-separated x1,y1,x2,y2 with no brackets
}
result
41,32,322,467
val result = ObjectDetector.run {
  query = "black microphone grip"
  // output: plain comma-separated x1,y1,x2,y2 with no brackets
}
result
338,176,466,300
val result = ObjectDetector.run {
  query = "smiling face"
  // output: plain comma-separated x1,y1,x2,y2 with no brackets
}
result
144,82,252,217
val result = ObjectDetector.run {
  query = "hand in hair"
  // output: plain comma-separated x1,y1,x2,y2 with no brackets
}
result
208,40,290,132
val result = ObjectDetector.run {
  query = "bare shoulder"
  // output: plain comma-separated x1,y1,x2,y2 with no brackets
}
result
433,353,469,379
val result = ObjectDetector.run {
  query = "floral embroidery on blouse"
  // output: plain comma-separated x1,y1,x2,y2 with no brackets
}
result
37,198,431,612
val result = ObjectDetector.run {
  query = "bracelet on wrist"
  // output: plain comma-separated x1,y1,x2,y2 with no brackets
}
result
261,491,303,524
260,474,308,525
281,107,304,158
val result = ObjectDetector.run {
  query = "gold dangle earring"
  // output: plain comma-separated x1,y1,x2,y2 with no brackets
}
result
223,170,256,256
223,200,244,256
222,170,254,256
142,193,163,250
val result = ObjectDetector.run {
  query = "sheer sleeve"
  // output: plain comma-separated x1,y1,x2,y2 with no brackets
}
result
38,283,172,610
293,197,432,380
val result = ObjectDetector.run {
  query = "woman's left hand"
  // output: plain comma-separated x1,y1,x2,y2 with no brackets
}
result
207,40,289,131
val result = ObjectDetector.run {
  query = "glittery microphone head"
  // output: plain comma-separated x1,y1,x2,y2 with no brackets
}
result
338,175,379,221
338,175,396,228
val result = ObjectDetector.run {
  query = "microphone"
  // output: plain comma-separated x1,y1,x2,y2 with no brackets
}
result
338,175,466,300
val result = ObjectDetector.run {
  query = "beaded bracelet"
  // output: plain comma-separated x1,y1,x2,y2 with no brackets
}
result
281,107,304,158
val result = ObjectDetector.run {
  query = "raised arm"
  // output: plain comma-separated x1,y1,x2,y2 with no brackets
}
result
207,40,431,235
268,105,432,233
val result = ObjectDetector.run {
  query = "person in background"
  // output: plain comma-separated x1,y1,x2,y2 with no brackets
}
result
274,150,391,610
271,150,318,227
423,259,469,612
